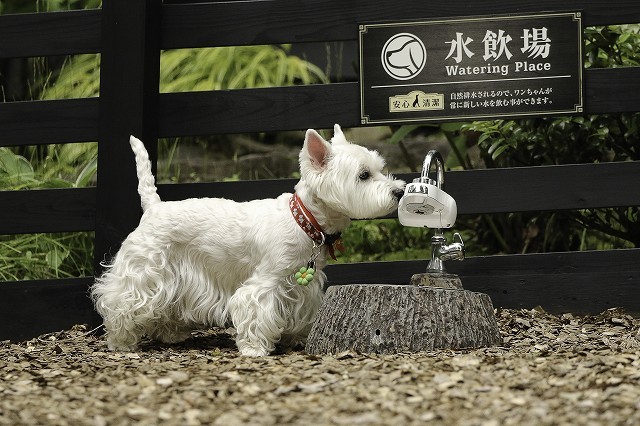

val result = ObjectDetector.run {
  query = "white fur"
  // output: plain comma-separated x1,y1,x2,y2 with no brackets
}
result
91,124,405,356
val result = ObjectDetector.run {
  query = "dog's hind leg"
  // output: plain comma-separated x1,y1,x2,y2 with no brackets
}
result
91,243,176,351
92,275,153,351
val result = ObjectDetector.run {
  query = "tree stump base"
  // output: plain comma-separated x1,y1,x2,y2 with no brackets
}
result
409,272,463,289
306,275,502,355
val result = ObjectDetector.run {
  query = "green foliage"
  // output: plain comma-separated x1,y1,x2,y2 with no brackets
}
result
0,145,98,190
584,24,640,68
160,45,328,92
0,233,93,281
0,148,36,189
37,45,328,100
40,54,101,100
335,219,431,263
464,114,639,164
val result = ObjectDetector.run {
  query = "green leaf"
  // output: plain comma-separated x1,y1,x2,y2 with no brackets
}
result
46,248,68,271
75,157,98,187
491,145,509,159
488,139,503,155
0,148,35,188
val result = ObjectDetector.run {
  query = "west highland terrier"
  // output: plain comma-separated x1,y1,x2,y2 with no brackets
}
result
91,124,405,356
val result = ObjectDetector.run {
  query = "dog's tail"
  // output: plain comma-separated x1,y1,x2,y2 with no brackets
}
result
129,135,161,212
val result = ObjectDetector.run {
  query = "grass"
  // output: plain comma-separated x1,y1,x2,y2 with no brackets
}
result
0,233,94,281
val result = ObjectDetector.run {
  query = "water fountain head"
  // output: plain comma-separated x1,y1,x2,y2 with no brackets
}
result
398,150,457,228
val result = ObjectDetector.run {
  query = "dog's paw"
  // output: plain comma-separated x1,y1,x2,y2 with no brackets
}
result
239,345,270,357
106,342,138,352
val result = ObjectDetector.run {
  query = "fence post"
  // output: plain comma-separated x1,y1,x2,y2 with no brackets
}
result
95,0,161,275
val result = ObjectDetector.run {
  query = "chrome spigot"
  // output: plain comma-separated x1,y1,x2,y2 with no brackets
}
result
418,150,444,187
427,229,465,273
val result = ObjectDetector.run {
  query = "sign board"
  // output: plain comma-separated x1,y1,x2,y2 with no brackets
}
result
359,12,583,124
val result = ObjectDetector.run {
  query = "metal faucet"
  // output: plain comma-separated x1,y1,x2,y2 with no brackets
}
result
420,150,465,273
427,229,465,273
418,150,444,186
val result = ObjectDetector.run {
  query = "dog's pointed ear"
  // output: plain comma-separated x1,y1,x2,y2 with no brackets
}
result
303,129,331,168
331,124,348,145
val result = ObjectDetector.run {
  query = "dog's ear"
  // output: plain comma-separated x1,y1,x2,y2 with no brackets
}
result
303,129,331,168
332,124,348,145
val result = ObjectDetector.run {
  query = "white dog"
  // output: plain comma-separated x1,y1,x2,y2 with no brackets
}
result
91,124,405,356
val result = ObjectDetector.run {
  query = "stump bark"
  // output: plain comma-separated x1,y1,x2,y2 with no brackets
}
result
306,281,502,355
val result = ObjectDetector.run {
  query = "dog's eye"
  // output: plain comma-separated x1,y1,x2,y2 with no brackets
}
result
359,170,371,180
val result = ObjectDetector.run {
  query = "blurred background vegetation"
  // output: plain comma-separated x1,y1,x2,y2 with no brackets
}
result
0,1,638,280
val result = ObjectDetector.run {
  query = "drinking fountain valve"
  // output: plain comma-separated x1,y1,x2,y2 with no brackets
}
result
398,150,465,274
427,229,465,273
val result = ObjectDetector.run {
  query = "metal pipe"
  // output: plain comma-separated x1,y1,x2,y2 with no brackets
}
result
419,150,444,189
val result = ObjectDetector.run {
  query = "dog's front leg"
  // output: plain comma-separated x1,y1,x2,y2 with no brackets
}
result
228,278,287,356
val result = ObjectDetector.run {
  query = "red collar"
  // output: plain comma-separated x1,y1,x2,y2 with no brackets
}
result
289,193,343,260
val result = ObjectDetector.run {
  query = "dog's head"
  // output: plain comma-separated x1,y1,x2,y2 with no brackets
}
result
298,124,405,219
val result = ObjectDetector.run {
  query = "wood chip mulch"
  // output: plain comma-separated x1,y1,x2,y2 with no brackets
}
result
1,307,639,425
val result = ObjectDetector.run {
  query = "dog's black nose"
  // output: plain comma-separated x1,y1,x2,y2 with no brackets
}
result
392,188,404,202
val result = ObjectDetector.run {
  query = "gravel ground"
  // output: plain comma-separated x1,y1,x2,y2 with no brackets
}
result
1,307,639,426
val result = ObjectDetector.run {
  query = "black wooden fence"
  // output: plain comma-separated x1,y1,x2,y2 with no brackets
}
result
1,0,639,341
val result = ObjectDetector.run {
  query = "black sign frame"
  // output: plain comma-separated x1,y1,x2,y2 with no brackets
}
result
359,12,583,125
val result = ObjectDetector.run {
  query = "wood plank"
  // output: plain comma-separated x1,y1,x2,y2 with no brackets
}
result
157,161,640,214
157,67,640,137
585,67,640,113
0,188,96,235
158,83,361,137
0,277,99,342
157,179,298,203
1,248,637,342
446,161,640,213
2,67,636,148
1,161,636,237
325,248,640,314
162,0,640,49
0,98,99,147
0,9,101,59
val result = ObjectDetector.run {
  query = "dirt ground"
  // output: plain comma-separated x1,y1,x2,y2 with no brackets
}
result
1,307,639,426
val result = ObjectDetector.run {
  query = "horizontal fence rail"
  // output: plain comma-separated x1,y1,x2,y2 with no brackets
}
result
3,1,640,60
3,247,637,342
161,0,640,48
0,98,99,146
2,66,640,146
0,0,639,341
0,278,96,342
0,188,96,235
0,9,101,58
159,68,640,136
2,161,639,235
